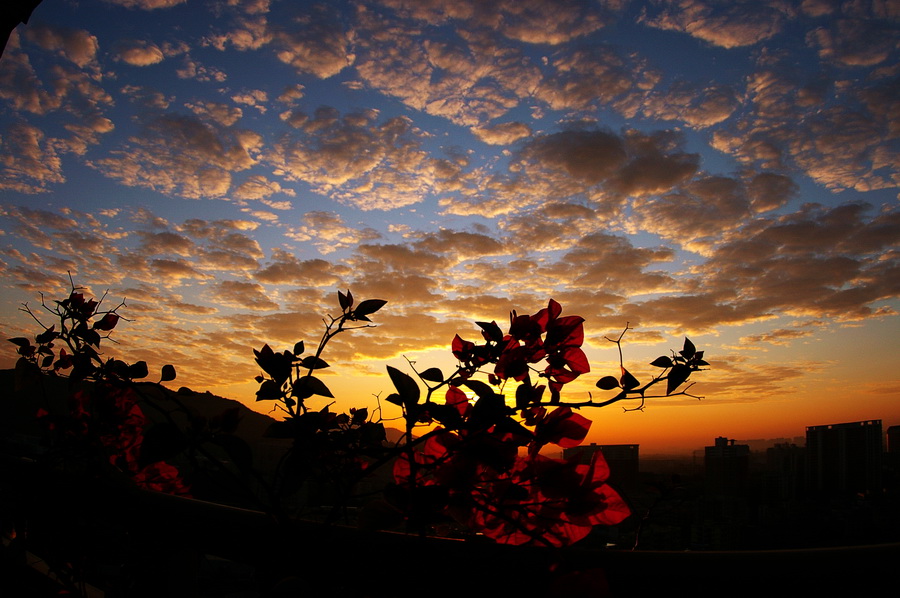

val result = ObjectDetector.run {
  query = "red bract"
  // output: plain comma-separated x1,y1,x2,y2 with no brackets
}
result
469,451,630,547
494,340,540,381
445,386,471,419
568,451,630,527
490,300,590,392
530,406,591,452
44,384,191,497
133,461,191,496
393,429,470,488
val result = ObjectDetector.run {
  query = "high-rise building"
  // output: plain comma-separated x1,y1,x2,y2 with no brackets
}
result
887,425,900,453
806,419,883,497
704,437,750,496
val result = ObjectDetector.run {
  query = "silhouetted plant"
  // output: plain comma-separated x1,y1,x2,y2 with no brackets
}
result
10,279,190,496
251,290,390,514
378,298,706,546
9,284,708,551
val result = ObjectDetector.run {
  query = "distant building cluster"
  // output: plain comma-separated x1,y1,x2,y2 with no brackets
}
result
564,419,900,550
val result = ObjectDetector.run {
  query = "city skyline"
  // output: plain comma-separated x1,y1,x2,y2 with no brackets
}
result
1,0,898,454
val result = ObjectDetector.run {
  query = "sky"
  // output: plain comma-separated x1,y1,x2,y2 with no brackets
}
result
1,0,898,454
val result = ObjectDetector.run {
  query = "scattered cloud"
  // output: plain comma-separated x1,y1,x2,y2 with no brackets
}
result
0,122,65,192
91,111,262,199
103,0,188,9
269,108,432,209
25,24,98,68
471,122,531,145
114,39,165,66
639,0,787,49
208,279,279,311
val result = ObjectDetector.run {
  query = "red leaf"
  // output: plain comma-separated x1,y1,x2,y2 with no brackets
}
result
92,312,120,331
445,386,470,417
537,406,591,448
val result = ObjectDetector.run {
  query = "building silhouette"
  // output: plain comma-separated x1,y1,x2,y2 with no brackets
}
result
806,419,883,497
704,437,750,496
887,425,900,453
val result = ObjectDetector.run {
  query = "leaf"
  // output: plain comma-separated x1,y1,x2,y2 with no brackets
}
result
8,337,32,348
620,368,640,391
300,355,329,370
256,379,282,401
127,360,149,379
387,365,420,407
463,379,495,401
292,375,334,400
476,320,504,343
596,375,620,390
160,364,176,382
680,338,696,360
650,356,673,368
420,367,444,383
355,299,387,317
253,344,292,384
426,403,463,429
467,392,508,431
351,407,368,425
293,340,305,356
92,312,119,331
73,323,101,346
666,364,692,395
338,289,353,311
35,326,57,344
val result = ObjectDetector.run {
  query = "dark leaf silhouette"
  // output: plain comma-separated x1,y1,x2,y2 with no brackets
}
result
596,375,620,390
338,289,353,311
387,365,420,407
300,355,329,369
92,312,119,331
127,360,149,379
292,375,333,400
476,320,504,343
650,355,673,368
256,379,281,401
620,368,640,391
160,364,176,382
667,364,692,395
463,379,495,401
35,326,57,344
355,299,387,317
420,367,444,382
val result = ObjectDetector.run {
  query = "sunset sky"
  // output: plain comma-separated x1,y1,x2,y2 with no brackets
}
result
1,0,898,453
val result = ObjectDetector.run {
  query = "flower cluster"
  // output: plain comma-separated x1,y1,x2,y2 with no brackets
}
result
391,400,630,546
386,300,647,546
453,299,589,403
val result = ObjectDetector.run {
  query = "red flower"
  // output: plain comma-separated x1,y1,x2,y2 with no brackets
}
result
133,461,191,496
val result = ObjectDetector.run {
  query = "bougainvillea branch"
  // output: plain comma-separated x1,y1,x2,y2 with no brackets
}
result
382,298,708,546
11,285,708,550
